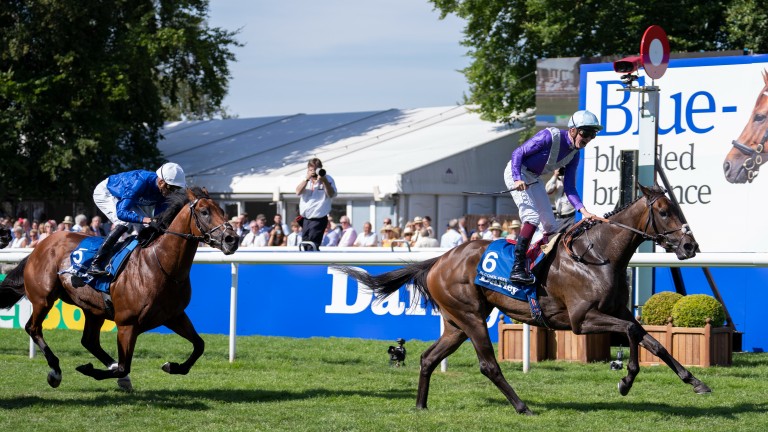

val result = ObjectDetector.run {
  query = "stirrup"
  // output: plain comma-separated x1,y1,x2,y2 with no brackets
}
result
509,271,535,285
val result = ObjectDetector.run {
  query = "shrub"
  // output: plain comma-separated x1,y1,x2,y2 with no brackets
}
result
641,291,683,325
671,294,726,328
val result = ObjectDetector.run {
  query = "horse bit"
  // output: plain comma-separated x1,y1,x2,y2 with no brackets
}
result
732,123,768,181
563,193,691,264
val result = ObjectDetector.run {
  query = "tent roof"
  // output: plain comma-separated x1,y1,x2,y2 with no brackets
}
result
158,105,522,196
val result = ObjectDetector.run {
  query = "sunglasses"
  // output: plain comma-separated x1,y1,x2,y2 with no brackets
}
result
578,129,597,139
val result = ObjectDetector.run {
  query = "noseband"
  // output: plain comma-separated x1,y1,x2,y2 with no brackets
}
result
564,193,691,263
731,124,768,181
165,198,232,248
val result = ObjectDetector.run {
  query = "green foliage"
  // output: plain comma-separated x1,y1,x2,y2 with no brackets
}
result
672,294,726,328
641,291,683,325
0,0,240,202
429,0,765,125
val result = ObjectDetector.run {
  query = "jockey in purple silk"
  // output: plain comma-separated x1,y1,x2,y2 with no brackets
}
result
503,110,603,285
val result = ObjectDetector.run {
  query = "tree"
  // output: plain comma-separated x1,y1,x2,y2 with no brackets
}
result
429,0,761,125
0,0,240,203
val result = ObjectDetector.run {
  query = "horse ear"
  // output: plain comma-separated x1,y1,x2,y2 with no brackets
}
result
636,182,651,197
202,187,209,196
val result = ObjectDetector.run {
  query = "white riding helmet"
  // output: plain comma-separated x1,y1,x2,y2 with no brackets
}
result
568,110,603,131
156,162,187,188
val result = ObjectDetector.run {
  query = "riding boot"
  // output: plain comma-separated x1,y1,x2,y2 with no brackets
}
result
509,234,535,285
88,224,129,276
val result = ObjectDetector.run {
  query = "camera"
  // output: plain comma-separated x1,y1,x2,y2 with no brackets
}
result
609,345,624,370
318,168,326,177
387,338,406,367
613,55,642,74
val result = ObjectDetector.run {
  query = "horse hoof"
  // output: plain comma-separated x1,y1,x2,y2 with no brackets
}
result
518,407,534,416
694,383,712,394
75,363,95,376
618,381,630,396
117,376,133,392
47,370,62,388
162,362,173,374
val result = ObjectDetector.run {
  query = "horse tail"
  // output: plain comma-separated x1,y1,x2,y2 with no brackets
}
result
334,256,441,305
0,256,28,309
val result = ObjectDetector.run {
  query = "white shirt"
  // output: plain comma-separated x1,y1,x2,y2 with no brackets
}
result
353,232,378,247
287,232,302,247
440,229,463,248
339,227,357,247
298,175,336,219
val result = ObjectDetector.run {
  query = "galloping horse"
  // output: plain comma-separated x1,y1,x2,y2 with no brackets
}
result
337,185,707,415
0,187,239,389
723,69,768,183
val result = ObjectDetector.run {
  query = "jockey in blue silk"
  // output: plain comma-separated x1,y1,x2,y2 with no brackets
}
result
87,162,187,276
503,110,603,285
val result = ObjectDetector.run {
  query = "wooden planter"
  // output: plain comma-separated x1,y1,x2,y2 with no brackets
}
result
552,330,611,363
497,318,610,363
640,321,733,367
497,321,553,362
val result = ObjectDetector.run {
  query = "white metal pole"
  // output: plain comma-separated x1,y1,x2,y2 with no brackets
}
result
440,315,447,372
228,262,239,363
522,323,530,373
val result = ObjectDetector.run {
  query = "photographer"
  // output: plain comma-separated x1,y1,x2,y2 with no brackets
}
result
295,158,336,250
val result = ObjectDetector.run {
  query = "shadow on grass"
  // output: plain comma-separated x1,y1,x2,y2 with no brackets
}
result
0,387,414,410
536,400,768,418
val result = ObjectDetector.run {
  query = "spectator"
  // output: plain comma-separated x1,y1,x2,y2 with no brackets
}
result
322,221,342,247
489,221,504,240
505,219,522,241
547,167,577,232
90,216,107,236
60,216,75,232
9,226,28,248
411,216,424,244
414,227,439,248
38,220,55,241
72,214,88,233
475,217,493,240
267,222,287,246
440,219,463,249
422,216,435,238
338,215,357,246
296,157,337,250
353,221,378,247
229,217,245,239
458,217,469,243
242,215,270,247
273,214,289,235
28,229,40,248
286,221,303,247
241,220,260,247
380,224,396,247
402,227,415,246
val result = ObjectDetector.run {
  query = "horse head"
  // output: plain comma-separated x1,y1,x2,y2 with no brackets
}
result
0,225,10,249
639,184,697,260
181,187,240,255
723,69,768,183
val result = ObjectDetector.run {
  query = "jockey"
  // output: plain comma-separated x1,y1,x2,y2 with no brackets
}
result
503,110,602,285
87,162,186,276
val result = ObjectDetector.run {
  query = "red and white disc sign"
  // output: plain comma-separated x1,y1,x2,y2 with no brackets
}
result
640,25,670,79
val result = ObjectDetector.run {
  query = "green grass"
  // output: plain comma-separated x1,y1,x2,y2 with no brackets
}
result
1,328,767,431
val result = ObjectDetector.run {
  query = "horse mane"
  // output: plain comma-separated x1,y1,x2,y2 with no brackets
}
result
155,187,210,228
602,185,666,218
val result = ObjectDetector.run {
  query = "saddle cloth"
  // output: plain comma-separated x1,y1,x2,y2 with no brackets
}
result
59,236,140,293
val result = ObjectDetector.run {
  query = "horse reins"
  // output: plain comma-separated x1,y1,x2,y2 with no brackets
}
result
563,193,689,263
732,124,768,181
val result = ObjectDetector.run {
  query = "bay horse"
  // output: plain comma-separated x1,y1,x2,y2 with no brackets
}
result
0,187,239,389
723,69,768,183
337,185,707,415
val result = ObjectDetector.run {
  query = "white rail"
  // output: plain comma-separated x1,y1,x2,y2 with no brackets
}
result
2,248,767,364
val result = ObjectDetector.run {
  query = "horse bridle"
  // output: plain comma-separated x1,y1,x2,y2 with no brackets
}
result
731,125,768,181
563,193,691,263
164,198,233,248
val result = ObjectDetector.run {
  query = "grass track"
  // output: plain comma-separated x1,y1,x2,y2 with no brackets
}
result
1,328,767,431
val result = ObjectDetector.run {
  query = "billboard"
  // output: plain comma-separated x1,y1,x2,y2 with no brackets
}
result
580,54,768,252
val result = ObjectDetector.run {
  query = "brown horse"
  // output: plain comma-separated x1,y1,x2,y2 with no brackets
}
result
724,69,768,183
0,187,239,389
337,185,707,415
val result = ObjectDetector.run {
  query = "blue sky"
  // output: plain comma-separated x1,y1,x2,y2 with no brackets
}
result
207,1,470,118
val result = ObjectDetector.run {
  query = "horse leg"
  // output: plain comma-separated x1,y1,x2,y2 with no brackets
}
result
80,314,132,391
639,332,711,394
160,312,204,375
25,303,62,388
76,324,138,383
416,320,467,410
461,315,533,415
